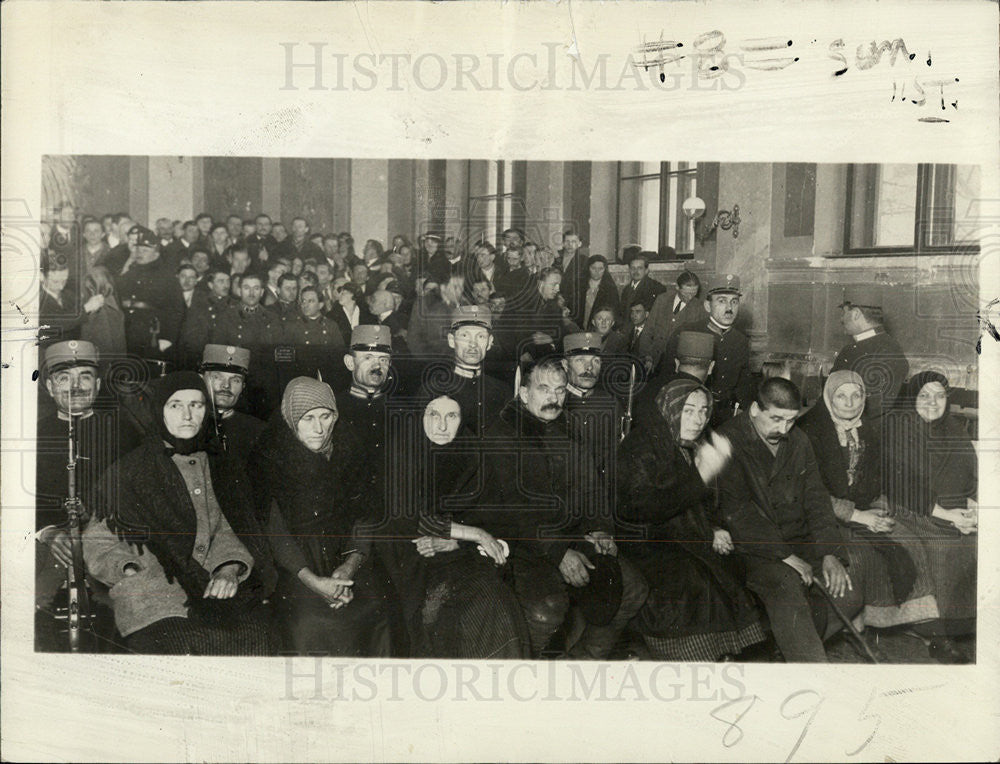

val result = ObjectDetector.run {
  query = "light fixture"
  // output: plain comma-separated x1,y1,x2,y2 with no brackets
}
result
684,195,741,244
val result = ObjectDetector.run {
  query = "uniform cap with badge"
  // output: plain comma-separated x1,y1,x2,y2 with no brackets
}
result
450,304,492,330
134,226,158,249
839,284,883,310
704,273,742,296
563,332,604,356
199,344,250,374
675,331,716,361
43,340,99,376
350,324,393,353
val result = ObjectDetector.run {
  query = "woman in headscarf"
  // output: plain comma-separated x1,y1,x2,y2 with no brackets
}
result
83,371,276,655
394,395,530,659
798,371,937,635
577,255,621,331
617,379,765,661
881,371,977,662
248,376,391,656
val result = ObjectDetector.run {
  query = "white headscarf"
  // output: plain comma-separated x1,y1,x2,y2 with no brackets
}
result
823,370,865,448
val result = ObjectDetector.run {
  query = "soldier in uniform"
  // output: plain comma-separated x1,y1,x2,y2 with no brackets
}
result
210,271,280,418
831,285,909,418
285,286,346,385
117,226,186,374
199,344,264,466
34,340,140,650
664,273,752,427
418,305,510,439
178,269,232,370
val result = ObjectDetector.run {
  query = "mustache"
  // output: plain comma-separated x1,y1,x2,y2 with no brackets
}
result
540,403,562,412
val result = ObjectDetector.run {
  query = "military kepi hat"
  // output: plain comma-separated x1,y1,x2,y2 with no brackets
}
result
563,332,603,356
704,273,742,296
839,284,883,310
351,324,392,353
451,304,492,330
43,340,99,375
200,344,250,374
134,226,158,249
676,330,715,361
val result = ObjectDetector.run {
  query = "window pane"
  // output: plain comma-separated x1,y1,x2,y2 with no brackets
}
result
639,161,660,175
618,176,660,252
924,164,980,248
849,164,917,249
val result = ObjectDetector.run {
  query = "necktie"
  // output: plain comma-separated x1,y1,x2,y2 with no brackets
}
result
674,300,683,315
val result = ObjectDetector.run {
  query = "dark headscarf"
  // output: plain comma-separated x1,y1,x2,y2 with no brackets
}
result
900,371,949,409
152,371,213,455
654,378,713,449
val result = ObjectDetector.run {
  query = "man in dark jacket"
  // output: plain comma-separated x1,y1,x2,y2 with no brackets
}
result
199,344,264,466
454,357,646,659
117,226,186,364
832,285,909,418
617,253,666,325
717,377,860,662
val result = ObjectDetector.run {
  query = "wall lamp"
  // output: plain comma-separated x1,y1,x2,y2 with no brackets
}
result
683,196,741,244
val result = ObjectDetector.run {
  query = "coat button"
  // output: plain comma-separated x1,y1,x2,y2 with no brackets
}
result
193,488,202,495
189,459,196,465
195,544,206,553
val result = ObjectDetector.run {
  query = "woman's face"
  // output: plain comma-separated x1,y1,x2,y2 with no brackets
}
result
423,396,461,445
162,389,206,439
830,382,864,420
678,390,710,441
295,407,337,451
592,310,614,336
589,261,606,281
915,381,948,423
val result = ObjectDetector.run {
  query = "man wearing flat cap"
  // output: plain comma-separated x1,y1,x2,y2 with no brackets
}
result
418,305,510,438
199,344,264,465
832,285,908,418
34,340,140,650
665,273,752,427
117,226,186,366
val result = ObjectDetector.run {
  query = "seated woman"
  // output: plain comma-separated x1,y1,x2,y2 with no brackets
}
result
84,371,276,655
404,396,529,659
798,371,937,635
248,376,391,656
882,371,978,663
618,379,765,661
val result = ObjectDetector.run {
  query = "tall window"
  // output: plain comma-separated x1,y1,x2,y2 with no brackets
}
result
844,163,980,255
616,161,697,260
467,160,526,248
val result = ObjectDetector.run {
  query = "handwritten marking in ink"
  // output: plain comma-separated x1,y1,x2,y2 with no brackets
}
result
780,690,825,763
977,297,1000,354
709,694,760,748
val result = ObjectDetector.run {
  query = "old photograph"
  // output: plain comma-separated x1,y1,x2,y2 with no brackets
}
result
3,1,997,762
32,155,981,664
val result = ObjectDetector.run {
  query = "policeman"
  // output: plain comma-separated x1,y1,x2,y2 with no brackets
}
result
117,226,185,371
418,305,509,438
34,340,140,650
664,273,751,427
199,344,264,465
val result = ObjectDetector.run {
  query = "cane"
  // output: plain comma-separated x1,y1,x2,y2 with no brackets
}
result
811,580,881,664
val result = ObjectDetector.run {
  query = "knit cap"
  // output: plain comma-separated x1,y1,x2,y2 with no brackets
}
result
281,376,338,430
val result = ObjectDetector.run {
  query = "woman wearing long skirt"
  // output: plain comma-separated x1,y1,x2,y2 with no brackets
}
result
618,379,765,661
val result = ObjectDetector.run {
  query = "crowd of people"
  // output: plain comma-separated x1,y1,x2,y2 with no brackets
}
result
34,202,978,663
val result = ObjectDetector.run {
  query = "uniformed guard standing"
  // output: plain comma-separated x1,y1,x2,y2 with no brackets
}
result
418,305,510,438
664,273,752,427
117,226,185,375
284,286,346,386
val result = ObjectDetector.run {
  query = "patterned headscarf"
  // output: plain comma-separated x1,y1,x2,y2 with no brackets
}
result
654,378,713,448
281,376,339,455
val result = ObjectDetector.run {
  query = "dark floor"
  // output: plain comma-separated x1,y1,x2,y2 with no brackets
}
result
825,626,976,664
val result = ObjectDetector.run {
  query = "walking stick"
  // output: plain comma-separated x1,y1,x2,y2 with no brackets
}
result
811,580,881,664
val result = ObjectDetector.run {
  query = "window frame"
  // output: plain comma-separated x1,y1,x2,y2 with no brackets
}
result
841,163,980,257
614,161,698,261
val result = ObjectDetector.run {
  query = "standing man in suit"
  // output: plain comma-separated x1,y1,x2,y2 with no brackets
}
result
644,270,703,373
617,253,666,326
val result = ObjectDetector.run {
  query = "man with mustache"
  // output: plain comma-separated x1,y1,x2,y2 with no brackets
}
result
452,357,646,659
418,305,509,438
664,273,751,427
717,377,859,663
34,340,140,650
199,344,263,466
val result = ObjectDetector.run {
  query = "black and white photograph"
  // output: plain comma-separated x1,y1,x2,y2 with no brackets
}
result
2,2,998,762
